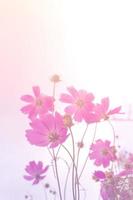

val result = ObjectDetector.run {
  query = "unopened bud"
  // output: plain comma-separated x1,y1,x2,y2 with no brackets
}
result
50,74,61,83
63,114,73,127
77,141,84,148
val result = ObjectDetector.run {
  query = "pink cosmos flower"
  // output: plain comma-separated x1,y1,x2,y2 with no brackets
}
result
93,170,106,181
60,86,94,122
24,161,49,185
95,97,121,121
21,86,54,119
89,139,117,168
26,112,68,148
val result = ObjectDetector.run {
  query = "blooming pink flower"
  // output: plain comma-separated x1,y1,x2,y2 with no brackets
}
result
89,139,117,168
26,112,68,148
24,161,49,185
21,86,54,119
95,97,121,121
93,170,106,181
60,86,94,122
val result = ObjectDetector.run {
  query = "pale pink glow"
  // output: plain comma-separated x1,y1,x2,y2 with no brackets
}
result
0,0,64,105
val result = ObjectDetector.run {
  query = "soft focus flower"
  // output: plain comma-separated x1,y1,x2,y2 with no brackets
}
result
24,161,49,185
100,179,117,200
100,174,133,200
26,112,68,148
21,86,54,119
44,183,50,188
89,139,117,167
92,170,106,181
50,74,61,83
60,86,94,122
105,171,114,179
118,170,133,177
95,97,121,121
118,151,133,170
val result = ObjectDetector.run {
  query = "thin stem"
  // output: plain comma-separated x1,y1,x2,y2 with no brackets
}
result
56,145,62,158
62,144,80,200
54,147,71,200
69,128,76,200
52,149,62,200
76,124,88,172
91,123,98,145
75,124,89,200
107,120,116,146
107,120,116,170
63,162,72,200
57,157,71,200
47,147,56,178
52,82,56,99
79,123,97,180
47,147,54,159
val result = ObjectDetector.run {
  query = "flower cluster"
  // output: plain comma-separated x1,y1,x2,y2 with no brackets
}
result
21,75,127,200
92,148,133,199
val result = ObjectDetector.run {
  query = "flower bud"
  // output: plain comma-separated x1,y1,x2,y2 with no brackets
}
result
63,114,73,128
77,141,84,148
50,74,61,83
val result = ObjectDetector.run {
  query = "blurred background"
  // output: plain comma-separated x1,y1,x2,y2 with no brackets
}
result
0,0,133,199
